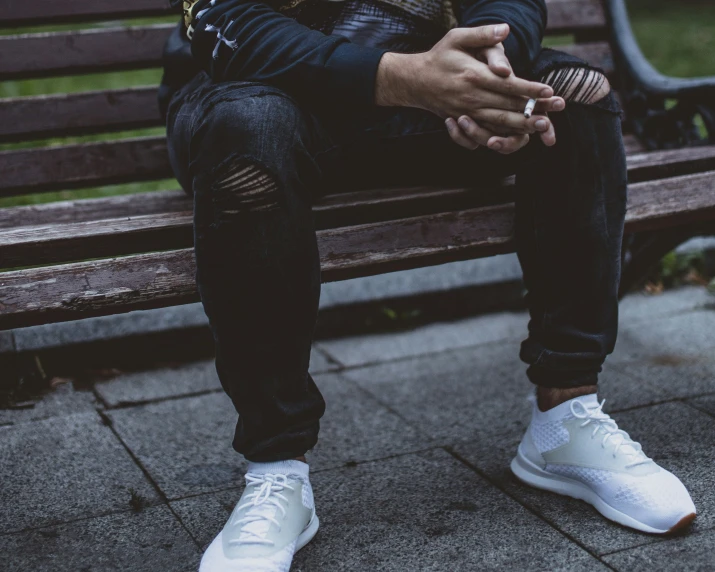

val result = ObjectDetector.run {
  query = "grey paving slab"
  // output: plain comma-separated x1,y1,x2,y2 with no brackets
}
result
0,330,15,353
173,449,607,571
342,342,529,443
96,349,337,408
170,488,242,550
0,382,97,426
618,287,714,325
320,254,523,307
2,505,200,572
602,527,715,571
454,401,713,556
342,341,676,445
11,304,209,352
107,392,244,501
688,394,715,416
108,373,429,500
317,310,528,368
611,310,715,364
95,360,222,408
0,412,160,534
308,347,340,375
608,357,715,404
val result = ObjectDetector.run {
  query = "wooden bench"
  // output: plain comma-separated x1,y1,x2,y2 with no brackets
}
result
1,0,714,331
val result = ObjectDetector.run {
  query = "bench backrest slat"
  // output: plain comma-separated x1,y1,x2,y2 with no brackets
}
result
0,0,174,27
0,41,613,143
0,87,161,143
0,25,174,81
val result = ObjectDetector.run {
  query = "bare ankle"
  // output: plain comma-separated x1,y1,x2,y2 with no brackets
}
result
295,456,307,463
537,385,597,412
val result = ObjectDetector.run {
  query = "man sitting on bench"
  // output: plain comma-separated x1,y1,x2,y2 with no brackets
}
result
160,0,697,569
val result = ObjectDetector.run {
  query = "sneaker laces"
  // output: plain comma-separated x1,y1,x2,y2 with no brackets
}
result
570,399,652,468
230,473,295,546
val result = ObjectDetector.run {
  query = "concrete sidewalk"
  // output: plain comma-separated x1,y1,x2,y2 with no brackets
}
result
2,286,715,571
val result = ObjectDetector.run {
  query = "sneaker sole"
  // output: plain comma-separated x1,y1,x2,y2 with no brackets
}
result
511,448,695,535
296,513,320,552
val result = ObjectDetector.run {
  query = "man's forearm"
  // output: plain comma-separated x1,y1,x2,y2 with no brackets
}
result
375,52,425,108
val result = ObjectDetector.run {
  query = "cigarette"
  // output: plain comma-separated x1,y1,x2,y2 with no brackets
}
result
524,98,537,118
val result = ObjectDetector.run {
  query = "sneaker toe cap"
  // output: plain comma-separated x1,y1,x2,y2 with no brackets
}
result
608,469,696,532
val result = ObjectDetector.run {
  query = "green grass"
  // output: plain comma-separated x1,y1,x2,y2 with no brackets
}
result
627,0,715,77
1,3,714,207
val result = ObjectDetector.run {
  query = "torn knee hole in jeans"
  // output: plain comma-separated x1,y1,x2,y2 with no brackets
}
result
211,157,280,215
541,67,611,105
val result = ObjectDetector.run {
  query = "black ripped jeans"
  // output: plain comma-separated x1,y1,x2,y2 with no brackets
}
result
166,48,627,462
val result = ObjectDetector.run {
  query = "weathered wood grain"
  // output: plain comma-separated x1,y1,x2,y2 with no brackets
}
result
0,137,172,196
0,190,190,230
1,133,710,199
1,169,714,329
0,0,175,27
0,87,162,143
0,146,714,269
0,25,174,81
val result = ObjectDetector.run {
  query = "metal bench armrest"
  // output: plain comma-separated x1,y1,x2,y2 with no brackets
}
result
605,0,715,148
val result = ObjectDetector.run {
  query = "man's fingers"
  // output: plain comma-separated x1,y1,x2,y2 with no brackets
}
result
472,108,552,134
477,92,565,114
487,133,530,154
452,116,529,155
477,72,554,99
484,45,512,78
445,117,481,150
538,115,557,146
447,24,509,50
456,115,497,147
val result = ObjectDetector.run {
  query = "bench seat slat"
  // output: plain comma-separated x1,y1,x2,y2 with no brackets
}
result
1,147,714,269
0,185,513,268
0,42,615,142
0,132,642,230
1,170,714,330
0,137,172,196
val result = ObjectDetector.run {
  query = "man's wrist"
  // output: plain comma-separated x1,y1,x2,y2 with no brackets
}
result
375,52,424,108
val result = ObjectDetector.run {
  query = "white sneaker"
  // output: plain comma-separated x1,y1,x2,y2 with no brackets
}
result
511,394,696,534
199,460,319,572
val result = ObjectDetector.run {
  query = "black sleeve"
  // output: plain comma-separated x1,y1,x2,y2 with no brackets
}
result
173,0,387,106
459,0,547,76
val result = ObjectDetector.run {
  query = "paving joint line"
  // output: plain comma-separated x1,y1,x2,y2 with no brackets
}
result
99,387,224,411
0,503,165,539
607,391,715,415
326,334,522,376
443,446,619,572
96,410,203,551
597,522,715,558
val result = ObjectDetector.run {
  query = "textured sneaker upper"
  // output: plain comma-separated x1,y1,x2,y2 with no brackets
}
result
201,460,314,571
524,394,695,530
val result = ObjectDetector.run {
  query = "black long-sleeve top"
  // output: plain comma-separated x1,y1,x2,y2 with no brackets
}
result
161,0,546,113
